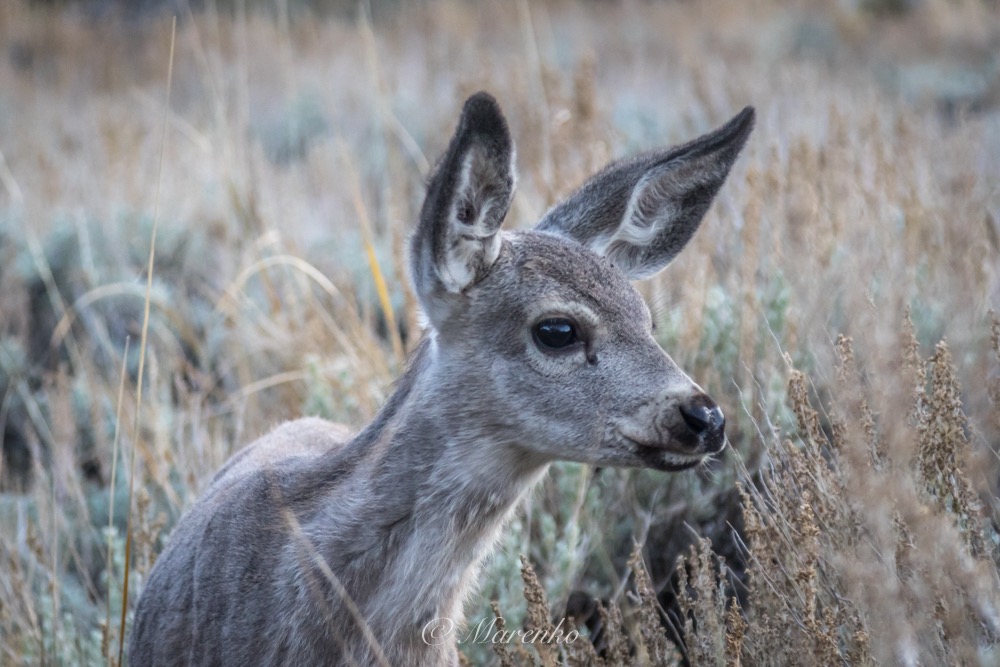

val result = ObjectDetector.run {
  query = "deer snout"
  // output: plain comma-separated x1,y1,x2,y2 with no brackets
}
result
677,394,726,453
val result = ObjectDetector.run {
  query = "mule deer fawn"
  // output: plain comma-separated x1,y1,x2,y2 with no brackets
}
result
130,92,754,666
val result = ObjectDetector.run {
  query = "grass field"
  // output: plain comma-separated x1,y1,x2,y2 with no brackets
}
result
1,0,999,664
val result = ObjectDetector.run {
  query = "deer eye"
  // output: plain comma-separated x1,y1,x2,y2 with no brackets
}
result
533,318,579,351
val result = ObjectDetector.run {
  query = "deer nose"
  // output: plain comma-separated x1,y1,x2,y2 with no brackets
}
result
678,395,725,448
679,403,723,433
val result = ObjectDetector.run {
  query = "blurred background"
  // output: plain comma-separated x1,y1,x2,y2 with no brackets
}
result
0,0,998,664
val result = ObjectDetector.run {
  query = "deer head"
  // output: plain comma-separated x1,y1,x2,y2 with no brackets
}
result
409,92,753,472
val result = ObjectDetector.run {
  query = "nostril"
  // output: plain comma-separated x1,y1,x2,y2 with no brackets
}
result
679,404,713,434
679,400,725,436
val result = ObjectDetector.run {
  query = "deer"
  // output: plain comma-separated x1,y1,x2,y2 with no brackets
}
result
128,91,754,666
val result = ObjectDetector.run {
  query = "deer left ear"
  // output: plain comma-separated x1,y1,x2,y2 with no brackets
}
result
411,92,516,326
537,107,754,280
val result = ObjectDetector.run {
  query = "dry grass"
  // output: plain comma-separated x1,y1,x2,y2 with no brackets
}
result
0,0,998,664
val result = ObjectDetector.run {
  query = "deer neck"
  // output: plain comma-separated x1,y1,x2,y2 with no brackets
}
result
310,338,549,639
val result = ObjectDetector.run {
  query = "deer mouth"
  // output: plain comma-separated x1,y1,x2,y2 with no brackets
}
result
620,435,711,472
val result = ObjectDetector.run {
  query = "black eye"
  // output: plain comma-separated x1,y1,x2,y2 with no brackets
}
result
533,318,579,350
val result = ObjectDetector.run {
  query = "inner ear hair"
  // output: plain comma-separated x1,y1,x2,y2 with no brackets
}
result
410,92,517,317
536,106,755,280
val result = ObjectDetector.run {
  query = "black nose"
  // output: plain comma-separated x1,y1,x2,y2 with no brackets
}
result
679,399,725,436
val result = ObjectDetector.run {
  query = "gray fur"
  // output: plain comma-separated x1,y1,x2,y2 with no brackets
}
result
129,92,753,666
537,105,755,279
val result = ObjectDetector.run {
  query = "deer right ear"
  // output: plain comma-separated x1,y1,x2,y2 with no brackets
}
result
537,107,754,280
411,92,516,327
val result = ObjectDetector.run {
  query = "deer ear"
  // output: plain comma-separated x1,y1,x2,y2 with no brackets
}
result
411,92,516,324
537,107,754,280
